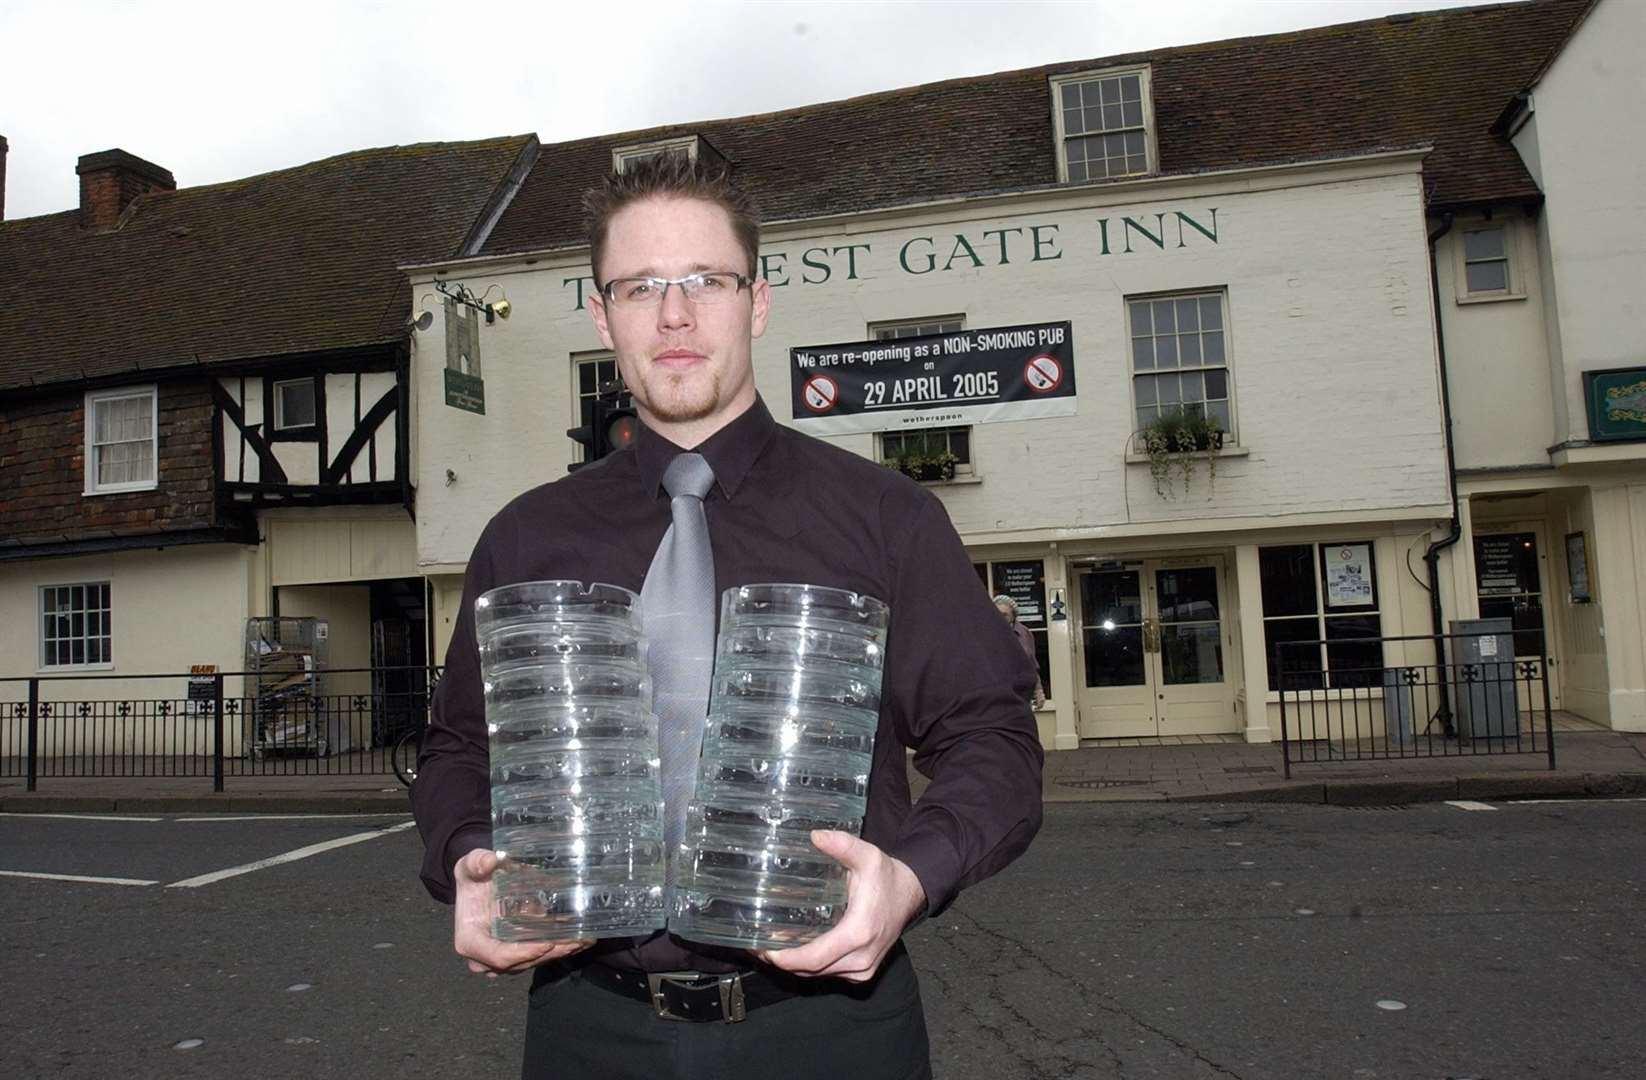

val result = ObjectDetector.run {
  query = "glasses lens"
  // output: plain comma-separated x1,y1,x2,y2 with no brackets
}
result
681,273,739,304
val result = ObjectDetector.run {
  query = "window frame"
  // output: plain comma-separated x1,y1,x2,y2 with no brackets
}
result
38,581,114,671
1049,66,1157,184
612,136,699,174
83,385,159,495
1126,288,1237,443
1453,221,1525,303
571,351,625,464
270,376,320,436
1259,540,1384,692
868,317,975,476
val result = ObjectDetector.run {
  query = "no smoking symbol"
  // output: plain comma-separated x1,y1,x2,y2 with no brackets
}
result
1024,354,1062,393
803,374,839,413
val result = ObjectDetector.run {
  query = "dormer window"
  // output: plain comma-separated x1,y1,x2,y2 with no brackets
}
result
1050,67,1155,183
612,135,728,175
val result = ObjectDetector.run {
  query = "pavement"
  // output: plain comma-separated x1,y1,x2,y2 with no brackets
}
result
3,729,1645,813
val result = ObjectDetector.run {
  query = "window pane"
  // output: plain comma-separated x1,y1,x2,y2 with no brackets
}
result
1264,617,1323,691
1136,405,1156,430
1122,101,1142,128
1103,103,1122,130
1082,81,1102,108
1134,376,1157,405
1157,375,1180,405
1155,336,1178,368
1180,335,1202,366
1132,337,1154,370
278,381,316,427
1260,545,1317,617
579,363,597,394
1082,570,1143,625
1129,303,1151,335
1207,400,1232,432
1205,369,1228,398
1325,615,1384,689
1063,106,1085,136
949,428,971,465
1180,370,1203,402
1464,229,1505,261
1202,331,1226,366
1061,84,1080,109
1466,261,1508,292
1176,299,1200,332
1120,74,1140,101
1162,625,1223,685
1153,301,1176,333
1200,296,1222,330
1099,78,1119,105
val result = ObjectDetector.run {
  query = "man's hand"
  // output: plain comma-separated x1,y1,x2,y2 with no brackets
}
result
755,830,927,983
453,849,593,976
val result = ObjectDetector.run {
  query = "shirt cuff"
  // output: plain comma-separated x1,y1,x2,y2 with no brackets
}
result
443,825,493,892
885,821,963,918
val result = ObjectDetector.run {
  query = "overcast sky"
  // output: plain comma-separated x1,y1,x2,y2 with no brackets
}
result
1,0,1498,221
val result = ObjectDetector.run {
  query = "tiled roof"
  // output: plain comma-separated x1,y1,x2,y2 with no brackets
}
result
482,0,1586,258
0,136,535,391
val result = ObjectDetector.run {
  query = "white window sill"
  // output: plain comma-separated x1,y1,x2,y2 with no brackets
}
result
83,482,158,496
921,474,983,487
1455,290,1527,306
1124,445,1250,466
38,662,115,674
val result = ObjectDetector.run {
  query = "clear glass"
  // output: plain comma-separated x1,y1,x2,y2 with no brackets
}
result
476,580,665,942
668,584,890,951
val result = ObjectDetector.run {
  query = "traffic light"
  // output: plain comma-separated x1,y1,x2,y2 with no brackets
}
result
567,384,637,470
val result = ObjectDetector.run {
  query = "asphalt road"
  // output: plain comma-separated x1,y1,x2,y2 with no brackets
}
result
1,800,1642,1079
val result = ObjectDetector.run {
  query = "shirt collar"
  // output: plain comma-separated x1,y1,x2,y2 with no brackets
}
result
634,395,778,501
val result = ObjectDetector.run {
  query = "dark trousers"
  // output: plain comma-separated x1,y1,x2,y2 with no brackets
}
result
521,943,932,1080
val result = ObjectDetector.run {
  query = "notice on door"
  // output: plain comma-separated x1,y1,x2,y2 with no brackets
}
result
992,560,1048,626
789,321,1077,435
1323,544,1374,609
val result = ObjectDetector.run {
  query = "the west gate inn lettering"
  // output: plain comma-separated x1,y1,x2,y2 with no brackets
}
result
561,206,1221,310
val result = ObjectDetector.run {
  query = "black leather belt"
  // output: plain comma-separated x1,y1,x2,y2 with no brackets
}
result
575,963,796,1023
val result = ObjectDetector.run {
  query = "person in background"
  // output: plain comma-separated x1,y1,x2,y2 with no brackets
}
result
994,594,1045,710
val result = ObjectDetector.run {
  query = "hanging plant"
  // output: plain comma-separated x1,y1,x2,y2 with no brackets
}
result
1139,408,1224,499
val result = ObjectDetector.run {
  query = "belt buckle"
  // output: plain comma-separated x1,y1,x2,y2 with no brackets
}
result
645,971,748,1023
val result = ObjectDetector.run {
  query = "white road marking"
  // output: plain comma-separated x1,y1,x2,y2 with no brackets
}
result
172,813,412,822
0,869,157,886
1502,797,1646,806
1444,800,1499,811
165,820,417,888
0,812,164,822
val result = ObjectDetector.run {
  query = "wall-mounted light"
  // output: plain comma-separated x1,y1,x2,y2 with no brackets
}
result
407,310,435,332
435,279,512,324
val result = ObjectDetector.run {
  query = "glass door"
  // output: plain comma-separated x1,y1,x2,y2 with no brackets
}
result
1076,566,1157,737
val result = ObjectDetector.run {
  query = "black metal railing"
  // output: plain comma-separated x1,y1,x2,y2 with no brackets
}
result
1,666,439,791
1277,631,1555,779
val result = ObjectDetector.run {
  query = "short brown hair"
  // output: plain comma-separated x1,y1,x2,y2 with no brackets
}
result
582,152,761,286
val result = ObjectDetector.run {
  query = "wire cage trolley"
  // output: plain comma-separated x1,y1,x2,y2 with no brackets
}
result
243,617,331,758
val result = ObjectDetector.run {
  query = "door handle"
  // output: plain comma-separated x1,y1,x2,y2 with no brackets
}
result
1143,618,1160,653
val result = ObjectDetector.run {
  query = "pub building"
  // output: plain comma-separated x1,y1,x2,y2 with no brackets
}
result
407,0,1644,748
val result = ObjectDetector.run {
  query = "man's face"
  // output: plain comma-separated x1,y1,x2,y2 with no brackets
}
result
588,196,770,443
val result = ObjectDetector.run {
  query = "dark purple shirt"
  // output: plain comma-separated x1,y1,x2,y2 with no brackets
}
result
412,397,1043,972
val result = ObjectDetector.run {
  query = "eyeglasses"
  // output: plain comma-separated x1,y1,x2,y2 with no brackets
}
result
599,271,753,307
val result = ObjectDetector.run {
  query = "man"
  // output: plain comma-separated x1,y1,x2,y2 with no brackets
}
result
412,153,1043,1079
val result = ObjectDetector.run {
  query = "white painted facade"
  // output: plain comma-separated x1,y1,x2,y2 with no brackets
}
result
409,151,1469,749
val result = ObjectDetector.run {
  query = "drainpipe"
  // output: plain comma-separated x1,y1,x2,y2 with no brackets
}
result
1423,211,1460,736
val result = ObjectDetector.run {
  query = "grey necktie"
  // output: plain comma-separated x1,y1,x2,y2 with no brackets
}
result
640,452,717,875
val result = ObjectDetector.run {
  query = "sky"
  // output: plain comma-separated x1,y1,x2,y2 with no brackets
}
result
0,0,1502,221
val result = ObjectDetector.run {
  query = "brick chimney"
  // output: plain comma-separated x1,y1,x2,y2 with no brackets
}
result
1,135,8,221
76,149,174,228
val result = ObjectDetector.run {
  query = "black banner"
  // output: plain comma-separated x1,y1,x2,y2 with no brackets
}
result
790,321,1076,434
